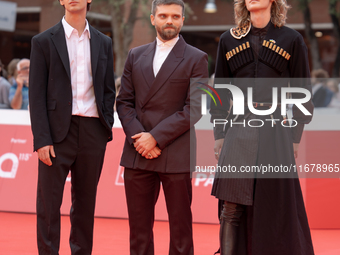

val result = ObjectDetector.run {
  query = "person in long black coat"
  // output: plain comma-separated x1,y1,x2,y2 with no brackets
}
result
210,0,315,254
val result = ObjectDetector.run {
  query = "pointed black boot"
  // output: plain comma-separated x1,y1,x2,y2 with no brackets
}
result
219,219,238,255
219,202,244,255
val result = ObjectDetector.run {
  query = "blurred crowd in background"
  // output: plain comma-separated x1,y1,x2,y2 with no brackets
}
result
0,58,123,111
1,56,339,111
0,58,340,110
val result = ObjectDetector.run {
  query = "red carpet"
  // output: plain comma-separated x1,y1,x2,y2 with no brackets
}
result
0,212,339,255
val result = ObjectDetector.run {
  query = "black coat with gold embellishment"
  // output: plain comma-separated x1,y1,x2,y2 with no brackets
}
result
211,21,314,143
210,22,315,255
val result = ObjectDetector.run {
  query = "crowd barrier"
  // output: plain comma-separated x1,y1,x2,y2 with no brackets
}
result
0,109,339,228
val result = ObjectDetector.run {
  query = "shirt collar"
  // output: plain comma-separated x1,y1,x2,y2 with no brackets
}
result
250,21,271,36
156,36,179,47
62,16,91,39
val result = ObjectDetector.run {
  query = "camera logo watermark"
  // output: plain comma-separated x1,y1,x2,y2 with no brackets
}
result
200,84,312,116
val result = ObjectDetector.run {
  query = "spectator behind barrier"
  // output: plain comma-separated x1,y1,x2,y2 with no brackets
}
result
0,59,11,109
7,58,20,85
327,78,340,108
9,58,30,110
311,69,334,107
114,76,121,112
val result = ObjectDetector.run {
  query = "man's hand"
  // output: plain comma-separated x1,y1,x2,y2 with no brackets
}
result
16,74,28,89
132,132,157,157
293,143,299,159
11,74,28,109
214,139,224,161
37,145,56,166
144,146,162,159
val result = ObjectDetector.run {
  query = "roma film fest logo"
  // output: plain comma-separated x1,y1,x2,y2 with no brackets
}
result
197,82,312,128
0,153,19,178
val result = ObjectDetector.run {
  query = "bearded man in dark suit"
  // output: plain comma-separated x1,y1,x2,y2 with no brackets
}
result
29,0,115,254
116,0,208,254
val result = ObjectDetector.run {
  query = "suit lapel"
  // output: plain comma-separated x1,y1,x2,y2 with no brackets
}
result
89,25,101,82
51,21,71,81
141,41,156,88
142,36,186,107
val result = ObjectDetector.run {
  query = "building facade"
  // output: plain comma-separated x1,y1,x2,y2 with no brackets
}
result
0,0,337,76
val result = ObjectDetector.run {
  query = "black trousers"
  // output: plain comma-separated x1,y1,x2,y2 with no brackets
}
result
124,168,193,255
36,116,108,255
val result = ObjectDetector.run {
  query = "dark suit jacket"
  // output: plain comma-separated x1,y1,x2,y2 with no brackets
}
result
116,36,208,173
29,21,115,151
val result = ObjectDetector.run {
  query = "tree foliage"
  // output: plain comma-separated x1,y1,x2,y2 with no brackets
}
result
294,0,322,70
95,0,149,76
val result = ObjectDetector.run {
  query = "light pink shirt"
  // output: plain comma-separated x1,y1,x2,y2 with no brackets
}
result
62,17,99,117
153,36,179,77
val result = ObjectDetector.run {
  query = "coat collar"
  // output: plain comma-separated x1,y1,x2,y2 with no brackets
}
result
141,35,186,107
50,21,101,83
50,21,71,81
89,25,101,80
229,22,277,59
230,21,276,42
62,17,91,39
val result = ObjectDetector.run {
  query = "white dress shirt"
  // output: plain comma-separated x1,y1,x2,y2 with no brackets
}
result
153,36,179,77
62,17,99,117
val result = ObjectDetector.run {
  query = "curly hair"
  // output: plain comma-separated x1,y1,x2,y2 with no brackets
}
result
234,0,291,28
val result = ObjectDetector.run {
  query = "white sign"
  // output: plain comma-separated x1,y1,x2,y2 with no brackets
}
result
0,1,17,32
0,153,19,179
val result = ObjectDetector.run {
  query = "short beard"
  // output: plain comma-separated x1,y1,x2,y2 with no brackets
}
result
156,24,181,41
